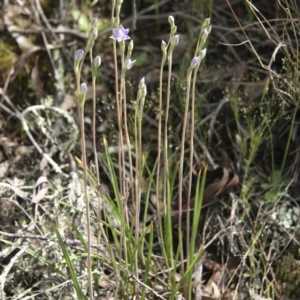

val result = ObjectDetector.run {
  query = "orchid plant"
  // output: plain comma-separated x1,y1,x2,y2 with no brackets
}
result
71,1,210,297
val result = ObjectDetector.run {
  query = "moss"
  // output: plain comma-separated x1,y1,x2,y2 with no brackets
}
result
276,240,300,299
0,42,18,86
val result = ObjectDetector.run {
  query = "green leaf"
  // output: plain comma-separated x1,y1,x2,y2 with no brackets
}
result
265,189,278,202
271,170,282,184
53,225,87,300
72,10,90,33
69,221,88,252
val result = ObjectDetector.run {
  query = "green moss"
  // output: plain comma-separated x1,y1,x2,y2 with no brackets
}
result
0,42,18,85
276,241,300,299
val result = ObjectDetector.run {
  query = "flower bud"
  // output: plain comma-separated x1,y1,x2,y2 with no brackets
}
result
91,18,98,29
128,40,134,52
141,83,147,98
90,28,98,40
93,56,101,68
199,48,207,60
190,49,207,68
80,82,87,94
171,34,179,46
190,56,200,68
139,77,145,89
207,25,212,35
74,49,84,61
201,28,209,43
202,18,211,28
168,16,174,25
161,40,167,51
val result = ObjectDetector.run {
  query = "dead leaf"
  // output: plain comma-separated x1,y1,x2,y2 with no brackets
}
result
32,175,48,204
172,167,239,226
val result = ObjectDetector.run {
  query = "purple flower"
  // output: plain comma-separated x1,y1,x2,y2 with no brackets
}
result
74,49,84,61
110,25,131,42
124,59,136,70
191,56,201,68
80,82,87,94
190,49,207,68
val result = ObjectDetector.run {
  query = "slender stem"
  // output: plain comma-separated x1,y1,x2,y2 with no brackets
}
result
134,97,142,298
75,55,93,297
79,104,93,299
90,50,102,289
178,68,192,276
113,41,125,196
156,51,168,269
90,51,100,184
121,68,134,205
156,52,167,213
163,47,174,268
281,102,298,174
185,67,198,300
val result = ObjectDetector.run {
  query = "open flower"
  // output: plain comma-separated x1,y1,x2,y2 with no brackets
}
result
110,25,131,42
124,59,136,70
